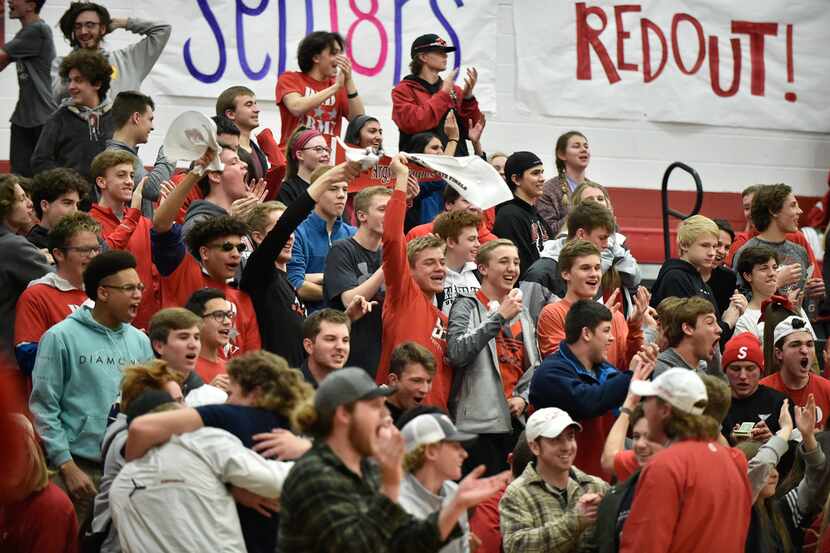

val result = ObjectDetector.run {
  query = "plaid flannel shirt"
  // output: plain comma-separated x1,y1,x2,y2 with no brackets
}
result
499,461,609,553
277,442,461,553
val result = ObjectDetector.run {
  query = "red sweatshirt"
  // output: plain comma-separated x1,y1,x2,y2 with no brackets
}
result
90,204,161,331
391,78,481,139
0,483,79,553
405,219,497,244
14,280,88,345
620,440,751,553
377,190,451,408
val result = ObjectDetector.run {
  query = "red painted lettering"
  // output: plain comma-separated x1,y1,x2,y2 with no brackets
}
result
732,21,778,96
671,13,705,75
641,18,667,83
708,36,741,97
614,5,641,71
346,0,388,76
575,2,621,83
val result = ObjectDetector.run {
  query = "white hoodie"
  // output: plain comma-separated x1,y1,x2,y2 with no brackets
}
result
442,262,481,314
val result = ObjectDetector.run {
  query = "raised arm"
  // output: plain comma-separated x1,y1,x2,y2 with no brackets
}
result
110,17,172,82
153,150,213,233
124,407,203,461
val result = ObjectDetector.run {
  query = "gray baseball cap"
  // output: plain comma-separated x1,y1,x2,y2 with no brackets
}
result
401,413,476,453
315,367,393,418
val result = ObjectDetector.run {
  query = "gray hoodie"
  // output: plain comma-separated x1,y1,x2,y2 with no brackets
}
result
106,139,175,219
51,18,171,102
654,346,725,380
92,413,128,553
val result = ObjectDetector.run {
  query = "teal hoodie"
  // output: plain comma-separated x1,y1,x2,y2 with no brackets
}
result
29,306,153,466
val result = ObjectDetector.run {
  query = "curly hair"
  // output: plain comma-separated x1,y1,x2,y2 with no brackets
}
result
58,2,112,46
432,209,481,242
119,360,182,413
30,169,90,219
0,174,22,222
186,216,249,260
403,444,429,473
59,49,112,101
47,212,101,253
297,31,344,73
406,235,446,266
228,351,314,418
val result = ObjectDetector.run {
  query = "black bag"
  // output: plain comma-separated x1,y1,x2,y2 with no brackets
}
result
595,469,641,553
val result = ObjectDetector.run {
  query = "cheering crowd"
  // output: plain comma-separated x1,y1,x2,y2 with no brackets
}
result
3,1,830,552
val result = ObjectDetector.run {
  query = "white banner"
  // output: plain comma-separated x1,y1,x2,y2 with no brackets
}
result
513,1,830,133
141,0,497,112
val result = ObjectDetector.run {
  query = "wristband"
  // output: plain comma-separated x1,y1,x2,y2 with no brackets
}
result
191,164,206,176
447,139,459,143
620,407,634,417
347,91,359,99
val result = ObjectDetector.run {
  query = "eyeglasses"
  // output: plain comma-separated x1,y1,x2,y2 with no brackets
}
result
73,21,101,31
64,245,100,256
204,310,236,322
302,146,331,155
210,242,247,253
101,283,145,294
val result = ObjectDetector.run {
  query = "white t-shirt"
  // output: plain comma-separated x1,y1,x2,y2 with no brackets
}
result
735,306,815,344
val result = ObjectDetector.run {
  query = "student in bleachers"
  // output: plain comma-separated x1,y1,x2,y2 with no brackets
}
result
433,209,482,314
27,168,88,251
375,153,453,409
323,185,389,374
106,91,174,218
31,50,114,187
0,0,56,178
29,250,153,527
0,174,51,360
299,309,351,388
447,238,540,475
493,151,552,280
216,86,271,183
653,296,725,379
384,342,436,423
406,185,497,245
15,213,99,375
392,34,481,156
287,165,356,312
184,288,232,390
704,217,739,315
651,214,746,344
735,245,814,341
146,308,209,398
53,2,171,101
403,128,458,231
276,127,332,206
536,131,596,235
276,31,364,150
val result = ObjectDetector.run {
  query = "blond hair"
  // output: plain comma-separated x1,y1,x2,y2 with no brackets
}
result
403,444,429,473
476,238,516,266
120,360,183,413
228,351,314,417
406,235,446,266
677,215,719,254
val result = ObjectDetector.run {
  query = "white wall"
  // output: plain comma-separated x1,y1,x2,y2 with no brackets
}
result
2,0,828,195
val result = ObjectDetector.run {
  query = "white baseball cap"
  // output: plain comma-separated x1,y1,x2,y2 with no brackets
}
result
525,408,582,443
401,413,476,453
630,368,708,415
772,315,816,346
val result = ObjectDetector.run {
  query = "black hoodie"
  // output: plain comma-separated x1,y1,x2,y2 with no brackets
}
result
650,257,734,343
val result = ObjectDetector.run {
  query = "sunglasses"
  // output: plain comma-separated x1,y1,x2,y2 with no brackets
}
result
210,242,247,253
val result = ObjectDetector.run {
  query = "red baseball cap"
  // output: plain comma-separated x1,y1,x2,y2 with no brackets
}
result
722,332,764,371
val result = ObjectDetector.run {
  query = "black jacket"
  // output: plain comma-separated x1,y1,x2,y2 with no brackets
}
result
708,265,738,315
650,257,734,343
492,198,552,280
239,191,311,367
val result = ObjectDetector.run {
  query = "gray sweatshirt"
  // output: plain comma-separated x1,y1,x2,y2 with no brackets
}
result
654,346,725,380
106,139,174,219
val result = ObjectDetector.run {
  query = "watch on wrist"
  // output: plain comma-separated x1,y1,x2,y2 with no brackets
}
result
620,406,634,417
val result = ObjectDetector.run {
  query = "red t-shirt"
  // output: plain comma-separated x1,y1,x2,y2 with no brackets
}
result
760,372,830,429
614,449,640,481
90,204,162,332
0,483,79,553
275,71,350,150
161,255,261,357
14,284,88,345
620,441,751,553
195,355,226,384
377,190,450,408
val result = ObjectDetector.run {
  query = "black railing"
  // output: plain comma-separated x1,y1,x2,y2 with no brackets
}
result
661,162,704,261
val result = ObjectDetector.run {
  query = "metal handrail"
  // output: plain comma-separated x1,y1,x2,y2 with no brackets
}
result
662,162,703,261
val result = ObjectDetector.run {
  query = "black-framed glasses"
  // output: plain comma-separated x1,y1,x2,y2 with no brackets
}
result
64,245,100,256
204,309,236,322
210,242,247,253
101,283,145,294
301,146,331,155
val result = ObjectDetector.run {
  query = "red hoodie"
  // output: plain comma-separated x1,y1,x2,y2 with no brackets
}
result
90,204,161,331
391,77,482,146
377,190,451,408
